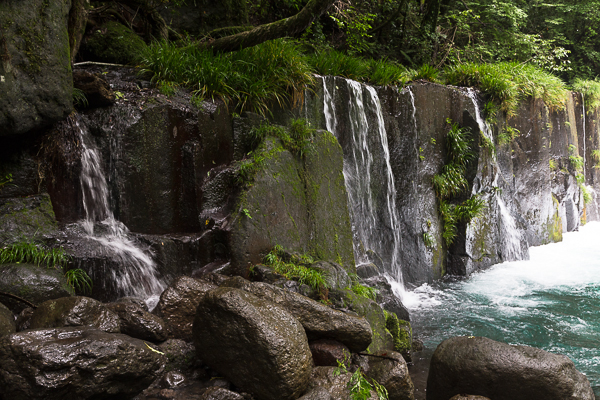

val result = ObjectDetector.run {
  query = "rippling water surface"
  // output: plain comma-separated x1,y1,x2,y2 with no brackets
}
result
406,221,600,395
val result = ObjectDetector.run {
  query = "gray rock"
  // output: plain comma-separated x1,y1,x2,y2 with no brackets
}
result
426,336,595,400
73,69,115,108
15,307,33,331
0,0,72,136
0,263,73,313
356,263,379,279
116,296,149,311
154,276,217,340
309,339,351,367
310,261,351,290
308,366,378,400
223,277,373,352
193,287,312,400
29,296,120,333
134,384,245,400
364,351,414,400
449,396,491,400
106,302,167,342
158,338,197,373
0,326,166,399
0,302,15,337
298,386,333,400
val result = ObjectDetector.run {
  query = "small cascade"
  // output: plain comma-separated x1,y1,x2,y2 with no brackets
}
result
320,76,405,292
496,197,524,261
582,98,587,180
76,118,166,309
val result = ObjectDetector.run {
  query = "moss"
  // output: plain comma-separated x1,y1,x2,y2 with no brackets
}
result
83,21,147,65
385,311,412,355
0,194,59,245
543,194,563,244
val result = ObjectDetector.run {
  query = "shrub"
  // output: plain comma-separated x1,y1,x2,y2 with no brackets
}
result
263,245,328,293
572,79,600,111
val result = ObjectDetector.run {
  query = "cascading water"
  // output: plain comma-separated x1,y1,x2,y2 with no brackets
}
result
466,88,527,262
320,76,405,293
76,118,165,309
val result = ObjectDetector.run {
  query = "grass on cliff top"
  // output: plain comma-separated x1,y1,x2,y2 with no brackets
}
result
444,62,568,116
263,245,328,293
572,79,600,111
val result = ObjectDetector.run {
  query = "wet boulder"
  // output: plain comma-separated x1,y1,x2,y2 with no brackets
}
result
135,384,245,400
193,287,313,400
309,261,351,290
307,366,378,400
158,339,198,373
29,296,120,333
0,0,72,136
309,339,351,367
0,326,166,400
297,386,333,400
81,21,147,64
73,69,115,107
106,301,167,342
363,350,414,400
223,277,373,352
450,396,491,400
0,302,15,337
0,262,73,313
154,276,217,340
426,336,595,400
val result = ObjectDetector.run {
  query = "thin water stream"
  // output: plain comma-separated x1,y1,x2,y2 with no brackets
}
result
407,222,600,397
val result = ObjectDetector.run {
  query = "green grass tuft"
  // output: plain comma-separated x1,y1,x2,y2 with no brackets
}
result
572,79,600,111
65,268,93,294
263,245,327,293
0,241,70,268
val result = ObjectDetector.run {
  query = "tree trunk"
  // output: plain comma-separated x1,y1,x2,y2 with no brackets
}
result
194,0,336,53
68,0,89,64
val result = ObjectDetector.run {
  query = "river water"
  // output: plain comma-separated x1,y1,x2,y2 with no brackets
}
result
407,221,600,397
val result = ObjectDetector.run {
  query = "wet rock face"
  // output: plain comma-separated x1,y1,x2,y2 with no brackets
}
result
29,296,120,333
193,287,313,400
0,0,72,136
0,302,15,337
0,326,166,400
222,277,373,352
106,302,167,342
363,350,414,400
309,339,350,367
427,336,595,400
0,194,60,244
307,366,377,400
0,263,73,313
73,69,115,107
154,276,217,340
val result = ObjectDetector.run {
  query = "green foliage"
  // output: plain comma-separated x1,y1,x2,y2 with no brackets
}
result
334,358,388,400
385,311,411,354
479,131,496,156
498,126,520,146
251,119,315,157
454,195,486,222
0,241,69,268
581,184,593,205
445,62,567,116
592,150,600,169
73,88,88,108
423,232,434,249
568,144,584,172
236,151,266,185
263,245,327,292
433,164,469,199
65,268,93,294
139,38,315,116
348,273,377,301
413,64,439,82
549,159,557,171
0,174,13,191
572,79,600,111
330,6,376,54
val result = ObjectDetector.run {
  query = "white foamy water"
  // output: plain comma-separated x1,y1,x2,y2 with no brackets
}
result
409,222,600,392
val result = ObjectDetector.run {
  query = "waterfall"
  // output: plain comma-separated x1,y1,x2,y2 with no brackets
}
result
76,118,165,309
320,76,405,292
583,97,586,180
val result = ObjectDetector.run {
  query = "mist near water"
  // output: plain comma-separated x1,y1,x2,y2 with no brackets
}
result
407,222,600,393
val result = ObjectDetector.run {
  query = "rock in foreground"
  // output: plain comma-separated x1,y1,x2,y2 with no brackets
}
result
193,287,312,400
0,326,165,400
427,336,595,400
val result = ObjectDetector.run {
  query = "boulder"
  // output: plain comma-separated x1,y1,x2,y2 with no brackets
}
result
0,302,15,336
449,396,491,400
426,336,595,400
158,339,198,373
0,326,166,399
0,262,73,313
309,339,351,367
29,296,120,333
330,288,393,353
193,287,312,400
297,386,333,400
134,384,245,400
81,21,147,64
223,277,373,352
154,276,217,340
307,366,378,400
0,0,72,136
309,261,351,290
363,351,414,400
0,195,59,243
73,69,115,107
15,307,34,331
106,302,167,342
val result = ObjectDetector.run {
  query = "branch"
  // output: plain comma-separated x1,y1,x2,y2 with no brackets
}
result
0,291,37,309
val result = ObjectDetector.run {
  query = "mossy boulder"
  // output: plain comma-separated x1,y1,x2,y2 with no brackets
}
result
0,194,59,245
0,0,72,136
330,288,394,354
0,263,73,313
0,302,15,337
386,312,412,361
82,21,147,65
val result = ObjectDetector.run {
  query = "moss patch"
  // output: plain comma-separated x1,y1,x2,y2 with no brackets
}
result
385,311,412,355
83,21,147,65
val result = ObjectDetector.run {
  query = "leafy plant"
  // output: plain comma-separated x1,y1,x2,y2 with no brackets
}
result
334,357,388,400
581,184,593,205
263,245,327,294
73,87,88,108
498,126,520,145
568,144,584,172
572,79,600,111
65,268,93,294
0,241,69,268
0,174,12,191
592,150,600,168
549,159,557,171
412,64,439,82
423,232,435,249
348,273,377,301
